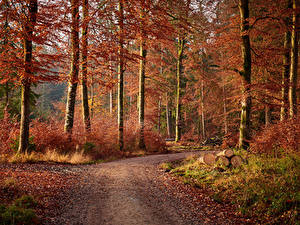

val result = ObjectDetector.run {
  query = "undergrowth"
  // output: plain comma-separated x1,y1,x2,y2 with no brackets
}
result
0,111,166,164
169,152,300,224
0,195,38,225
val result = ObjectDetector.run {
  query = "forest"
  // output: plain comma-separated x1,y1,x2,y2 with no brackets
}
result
0,0,299,224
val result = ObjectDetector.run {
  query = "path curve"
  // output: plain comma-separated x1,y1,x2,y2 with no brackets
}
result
56,152,252,225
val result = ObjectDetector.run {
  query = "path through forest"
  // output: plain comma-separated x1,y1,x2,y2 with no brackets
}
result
56,152,253,225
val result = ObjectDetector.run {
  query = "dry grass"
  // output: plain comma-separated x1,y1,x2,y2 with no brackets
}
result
7,150,92,164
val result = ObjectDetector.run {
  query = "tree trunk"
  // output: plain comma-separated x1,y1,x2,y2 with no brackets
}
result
158,97,161,133
217,149,234,158
222,79,228,135
201,79,205,140
90,81,94,119
166,96,172,138
175,37,185,142
238,0,252,150
81,0,91,133
265,105,271,126
198,153,216,166
289,0,299,118
231,155,244,168
138,5,147,149
110,89,113,115
118,0,124,151
64,0,80,135
4,82,9,115
280,0,292,121
18,0,37,154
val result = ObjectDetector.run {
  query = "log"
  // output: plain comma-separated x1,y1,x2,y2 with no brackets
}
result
198,153,216,165
216,155,230,167
217,149,234,158
230,155,244,168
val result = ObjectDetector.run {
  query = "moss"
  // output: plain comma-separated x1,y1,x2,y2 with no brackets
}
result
170,152,300,224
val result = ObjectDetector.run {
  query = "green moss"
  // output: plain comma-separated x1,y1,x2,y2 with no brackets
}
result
170,152,300,224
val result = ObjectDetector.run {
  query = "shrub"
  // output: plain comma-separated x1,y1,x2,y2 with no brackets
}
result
251,118,300,155
0,116,18,155
0,196,38,225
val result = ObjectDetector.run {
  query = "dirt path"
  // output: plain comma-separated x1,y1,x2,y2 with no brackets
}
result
56,152,253,225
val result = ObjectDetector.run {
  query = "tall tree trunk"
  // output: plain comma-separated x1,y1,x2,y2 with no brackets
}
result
265,104,271,126
64,0,80,135
201,79,206,140
18,0,37,154
138,5,147,149
81,0,91,132
109,89,113,115
289,0,299,118
80,0,91,132
166,96,171,138
222,79,228,135
158,97,161,133
280,0,292,121
118,0,124,151
4,82,9,115
238,0,252,150
90,81,94,119
175,37,185,142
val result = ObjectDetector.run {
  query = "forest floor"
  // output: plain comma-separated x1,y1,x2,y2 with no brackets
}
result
0,151,255,225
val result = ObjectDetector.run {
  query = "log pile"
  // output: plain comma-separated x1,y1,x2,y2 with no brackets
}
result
198,149,244,168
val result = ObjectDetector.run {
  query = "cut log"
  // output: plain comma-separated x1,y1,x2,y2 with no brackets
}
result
216,155,230,167
217,149,234,158
230,155,244,168
198,153,216,165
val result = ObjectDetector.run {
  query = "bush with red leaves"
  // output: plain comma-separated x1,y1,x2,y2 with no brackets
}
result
0,115,19,155
251,118,300,155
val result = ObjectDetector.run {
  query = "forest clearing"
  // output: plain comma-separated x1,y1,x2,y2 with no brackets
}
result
0,0,299,224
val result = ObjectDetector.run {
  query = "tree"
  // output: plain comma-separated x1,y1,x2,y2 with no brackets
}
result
138,0,147,149
175,36,185,142
18,0,38,153
81,0,91,132
238,0,252,150
280,0,292,121
64,0,80,135
288,0,299,118
117,0,125,151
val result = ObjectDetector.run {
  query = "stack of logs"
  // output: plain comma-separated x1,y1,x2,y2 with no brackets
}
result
199,149,244,168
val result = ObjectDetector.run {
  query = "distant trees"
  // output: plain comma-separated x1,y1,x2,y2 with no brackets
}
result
0,0,298,153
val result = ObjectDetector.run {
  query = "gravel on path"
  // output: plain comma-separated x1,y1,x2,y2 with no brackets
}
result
56,152,254,225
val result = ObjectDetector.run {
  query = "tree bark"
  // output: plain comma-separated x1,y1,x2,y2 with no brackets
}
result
280,0,292,121
81,0,91,133
201,79,205,140
222,78,228,135
118,0,124,151
64,0,80,135
158,97,161,133
18,0,37,154
166,96,172,138
175,37,185,142
289,0,299,118
238,0,252,150
109,89,113,115
265,105,271,126
138,5,147,150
